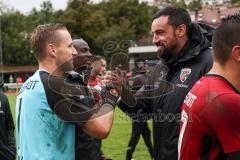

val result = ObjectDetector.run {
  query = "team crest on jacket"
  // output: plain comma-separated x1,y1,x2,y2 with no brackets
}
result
180,68,191,83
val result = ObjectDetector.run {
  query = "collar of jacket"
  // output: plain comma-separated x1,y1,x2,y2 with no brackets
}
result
165,22,214,67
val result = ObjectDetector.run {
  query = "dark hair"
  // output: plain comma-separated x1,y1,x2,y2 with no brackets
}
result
30,23,67,61
91,56,106,63
72,38,91,55
153,6,191,32
212,12,240,64
134,57,147,69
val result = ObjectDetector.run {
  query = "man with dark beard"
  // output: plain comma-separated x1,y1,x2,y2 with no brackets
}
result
117,7,214,160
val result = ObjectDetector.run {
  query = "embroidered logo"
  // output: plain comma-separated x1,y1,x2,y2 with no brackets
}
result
180,68,191,83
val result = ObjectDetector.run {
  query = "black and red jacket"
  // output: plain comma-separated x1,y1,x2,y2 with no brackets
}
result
119,22,214,160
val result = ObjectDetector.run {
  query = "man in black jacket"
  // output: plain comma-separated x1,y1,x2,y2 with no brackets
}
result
118,7,213,160
0,92,16,160
73,38,99,160
73,38,112,160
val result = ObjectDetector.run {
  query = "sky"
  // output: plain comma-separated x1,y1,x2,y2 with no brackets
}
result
3,0,102,13
3,0,153,13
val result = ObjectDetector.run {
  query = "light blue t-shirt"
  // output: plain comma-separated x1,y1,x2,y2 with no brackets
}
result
16,70,75,160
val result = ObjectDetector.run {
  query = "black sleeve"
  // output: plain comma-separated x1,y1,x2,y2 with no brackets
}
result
40,71,96,128
228,151,240,160
0,94,16,160
2,95,15,132
131,75,144,93
4,96,16,149
119,63,172,121
0,145,16,160
200,48,213,75
119,70,149,116
118,84,153,121
119,98,153,121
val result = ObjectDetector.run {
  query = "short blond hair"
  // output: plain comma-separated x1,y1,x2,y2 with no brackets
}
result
30,23,67,61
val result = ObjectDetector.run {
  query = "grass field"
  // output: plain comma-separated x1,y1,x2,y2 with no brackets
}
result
6,94,153,160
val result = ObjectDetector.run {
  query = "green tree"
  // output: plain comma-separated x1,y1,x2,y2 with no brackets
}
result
154,0,187,8
231,0,240,5
0,1,8,15
168,0,187,8
101,0,154,40
1,11,36,65
59,0,154,56
27,0,57,27
1,0,58,65
2,0,156,65
188,0,202,11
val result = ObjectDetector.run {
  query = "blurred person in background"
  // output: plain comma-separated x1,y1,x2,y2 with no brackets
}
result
126,57,154,160
0,90,16,160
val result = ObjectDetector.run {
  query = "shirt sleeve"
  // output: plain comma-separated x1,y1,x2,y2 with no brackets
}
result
40,71,96,128
118,98,153,121
208,93,240,153
2,94,15,132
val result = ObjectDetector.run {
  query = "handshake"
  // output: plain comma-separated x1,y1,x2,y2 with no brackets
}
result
88,69,124,109
89,83,119,109
64,67,135,110
88,68,137,109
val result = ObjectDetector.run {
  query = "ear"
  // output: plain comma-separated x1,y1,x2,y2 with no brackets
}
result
46,44,56,58
232,45,240,62
175,24,187,38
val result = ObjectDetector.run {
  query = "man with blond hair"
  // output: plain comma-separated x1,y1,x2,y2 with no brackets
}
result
16,24,119,160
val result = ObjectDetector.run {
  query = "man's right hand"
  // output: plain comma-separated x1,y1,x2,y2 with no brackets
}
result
102,68,137,107
102,68,124,95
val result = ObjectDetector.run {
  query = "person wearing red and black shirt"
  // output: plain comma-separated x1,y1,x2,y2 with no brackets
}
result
88,57,111,160
178,13,240,160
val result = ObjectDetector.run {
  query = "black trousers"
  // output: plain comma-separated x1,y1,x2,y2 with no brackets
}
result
75,129,104,160
126,121,154,160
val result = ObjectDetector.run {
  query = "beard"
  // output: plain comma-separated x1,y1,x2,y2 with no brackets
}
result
157,46,176,62
156,35,178,62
